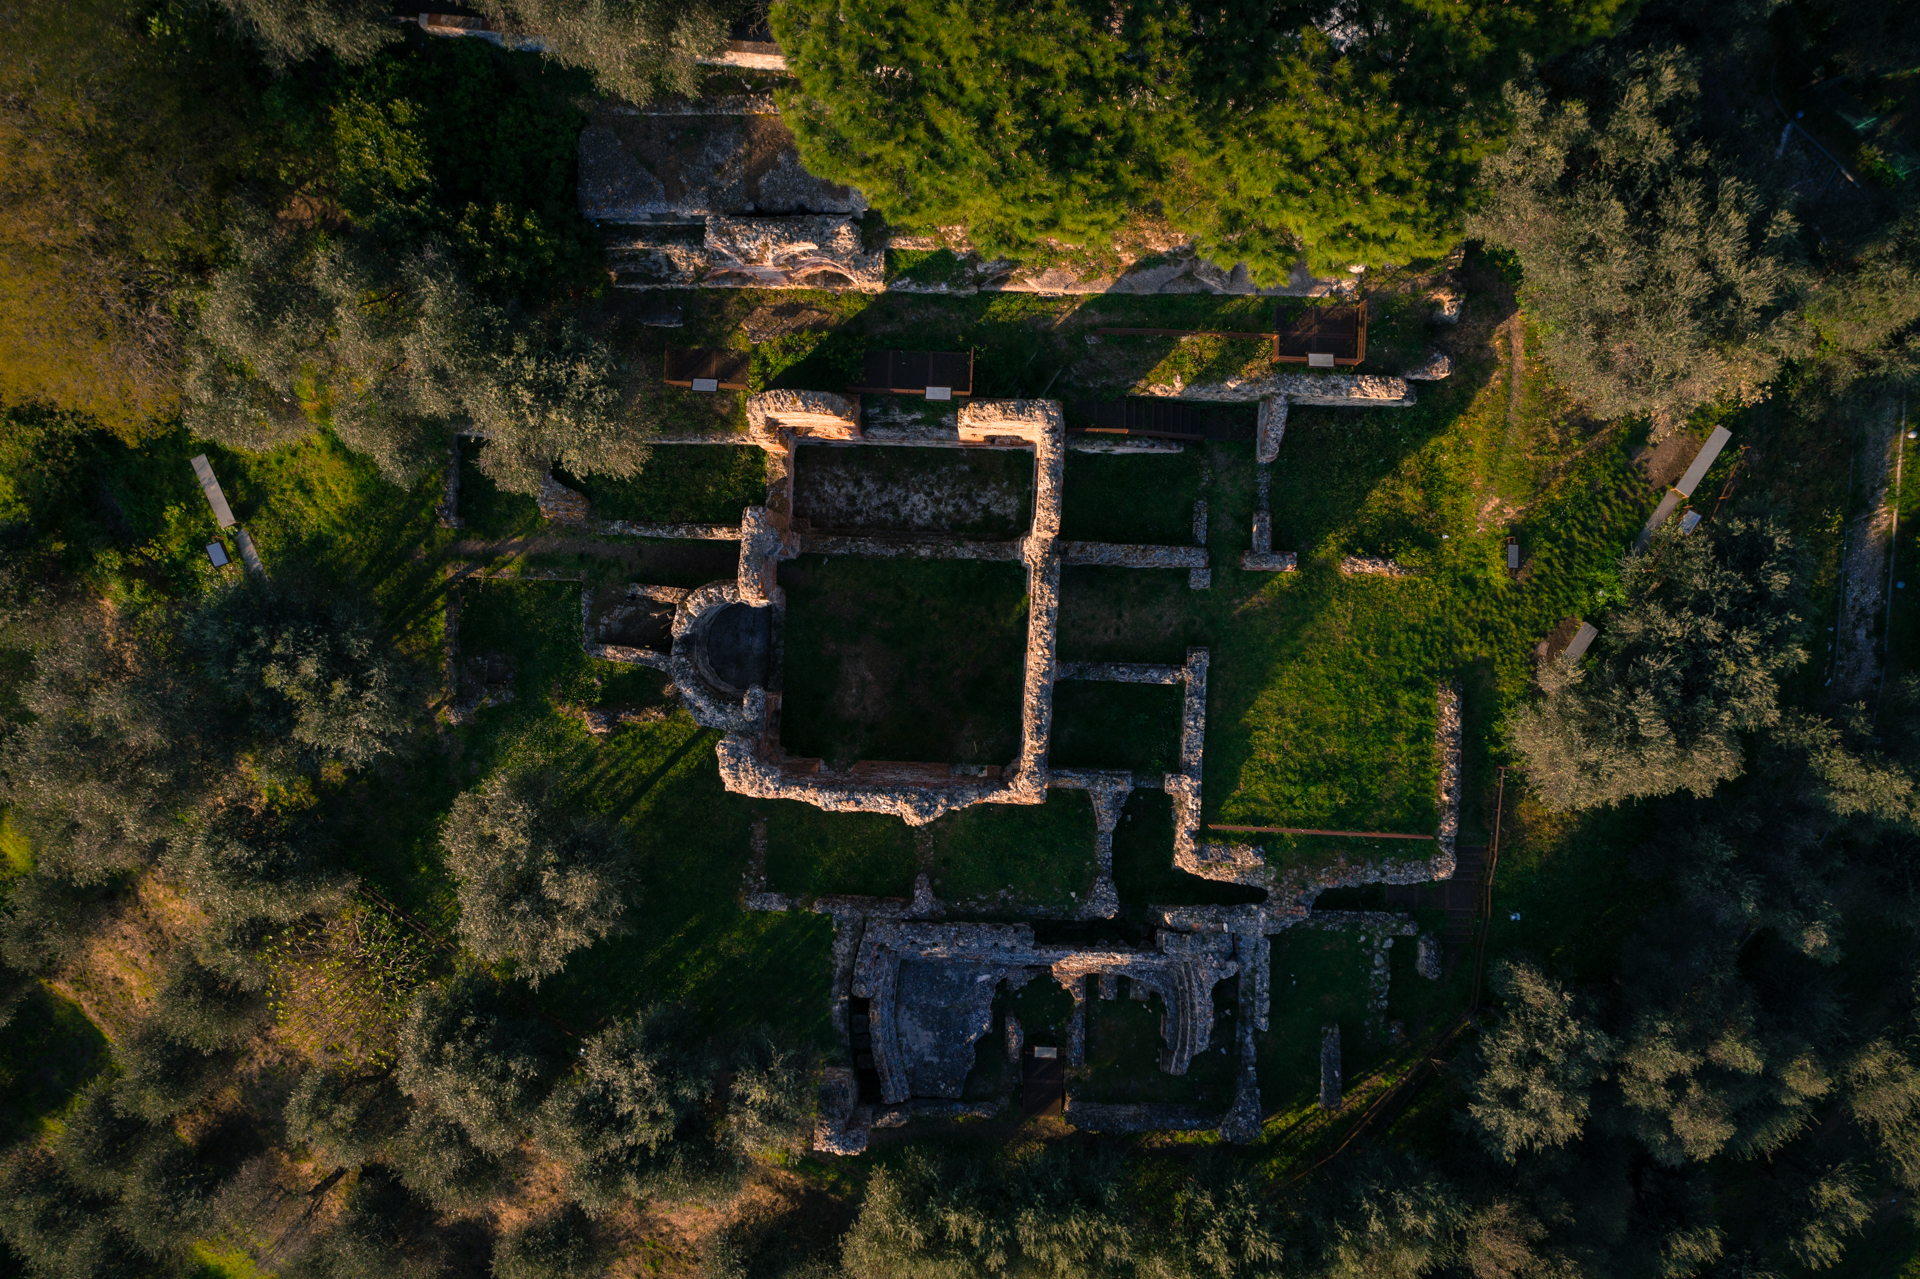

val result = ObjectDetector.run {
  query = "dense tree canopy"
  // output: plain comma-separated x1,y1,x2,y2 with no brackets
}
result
1469,49,1806,424
774,0,1637,276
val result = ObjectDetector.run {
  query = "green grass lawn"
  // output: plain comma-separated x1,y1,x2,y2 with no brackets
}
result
1059,449,1204,544
763,803,919,900
926,790,1097,910
457,438,544,539
1258,929,1382,1116
1048,682,1183,775
562,444,767,524
776,556,1030,765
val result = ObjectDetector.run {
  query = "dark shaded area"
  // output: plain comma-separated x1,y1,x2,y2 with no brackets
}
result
776,556,1028,764
792,444,1034,538
706,601,771,691
563,445,765,524
1112,790,1264,910
1048,682,1182,775
851,349,974,396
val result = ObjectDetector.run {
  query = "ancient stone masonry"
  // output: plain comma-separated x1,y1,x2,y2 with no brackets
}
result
595,520,742,540
791,533,1023,562
747,389,862,444
1256,396,1288,464
1404,350,1453,381
1058,542,1209,569
1054,662,1184,684
1179,372,1415,408
1320,1025,1343,1110
703,216,885,291
668,581,770,735
1435,681,1462,873
537,474,591,525
851,922,1243,1107
713,400,1065,823
1244,511,1298,573
1295,911,1419,1021
1340,556,1417,578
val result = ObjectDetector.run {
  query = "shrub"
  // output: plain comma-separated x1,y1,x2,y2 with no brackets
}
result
440,769,631,987
493,1203,602,1279
53,1079,169,1195
0,1146,143,1279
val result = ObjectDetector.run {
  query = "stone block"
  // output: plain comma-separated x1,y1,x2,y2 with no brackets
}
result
1404,350,1453,381
703,215,885,291
1320,1024,1342,1110
1417,934,1442,980
748,389,861,442
1256,396,1288,463
1340,556,1416,577
537,474,590,526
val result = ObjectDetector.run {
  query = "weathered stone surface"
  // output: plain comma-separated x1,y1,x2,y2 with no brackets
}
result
736,506,791,604
1435,681,1462,875
1054,662,1185,684
813,1066,864,1155
668,581,769,733
1058,542,1209,569
716,738,1017,825
1417,934,1442,980
1243,511,1298,572
747,389,861,441
537,474,591,525
793,532,1023,562
596,519,741,540
1179,372,1415,407
1256,396,1288,464
703,216,885,291
1404,350,1453,381
1179,649,1208,780
1340,555,1417,578
578,109,862,223
1320,1024,1343,1110
1428,288,1463,324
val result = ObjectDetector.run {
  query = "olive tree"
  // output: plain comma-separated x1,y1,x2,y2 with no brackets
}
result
183,227,652,495
395,975,566,1157
1509,519,1808,811
1468,50,1806,427
1467,962,1617,1162
183,579,422,773
536,1005,720,1209
441,769,631,987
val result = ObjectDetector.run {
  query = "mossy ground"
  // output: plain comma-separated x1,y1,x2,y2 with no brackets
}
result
776,556,1029,766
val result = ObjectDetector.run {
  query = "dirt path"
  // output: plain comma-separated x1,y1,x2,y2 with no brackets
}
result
1833,400,1903,700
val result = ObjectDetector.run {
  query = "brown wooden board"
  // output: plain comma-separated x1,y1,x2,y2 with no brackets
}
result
664,347,752,389
1065,398,1255,442
1273,300,1367,365
849,349,974,396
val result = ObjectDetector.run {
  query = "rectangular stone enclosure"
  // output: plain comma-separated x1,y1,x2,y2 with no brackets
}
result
775,556,1031,767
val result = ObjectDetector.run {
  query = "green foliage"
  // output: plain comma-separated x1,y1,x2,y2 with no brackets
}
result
2,594,210,886
441,768,632,986
563,445,768,525
535,1005,727,1210
0,1146,144,1278
285,1068,407,1167
1468,51,1806,424
492,1203,603,1279
210,0,398,68
473,0,730,106
387,1105,508,1210
152,952,270,1050
775,0,1634,275
111,1023,235,1121
184,578,423,773
395,974,565,1157
166,815,354,925
278,1168,431,1279
724,1030,816,1159
1509,519,1809,811
183,226,651,494
1468,961,1617,1161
